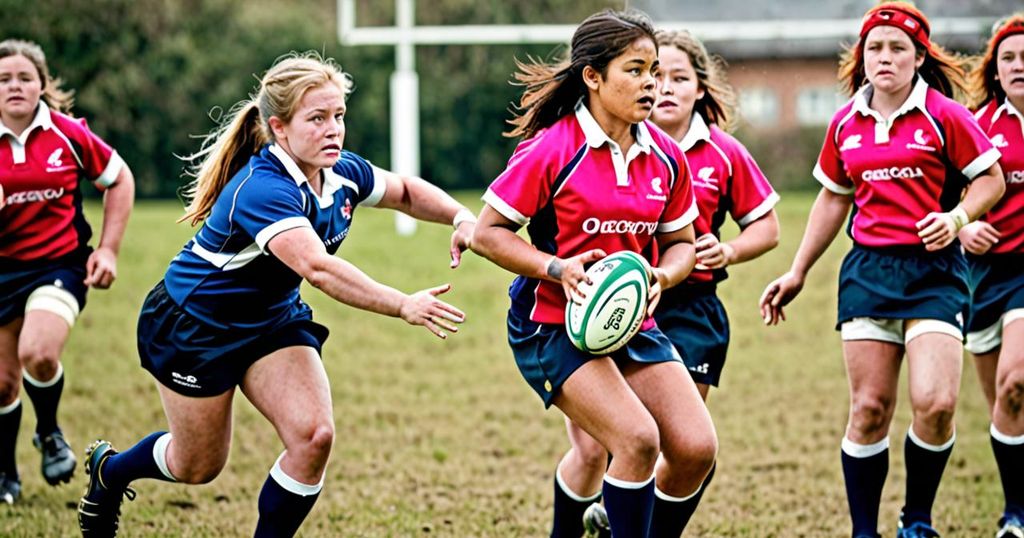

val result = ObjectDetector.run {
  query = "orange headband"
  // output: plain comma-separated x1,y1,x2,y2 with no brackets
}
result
860,3,931,51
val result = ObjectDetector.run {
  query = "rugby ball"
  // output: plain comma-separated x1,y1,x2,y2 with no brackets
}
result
565,251,651,355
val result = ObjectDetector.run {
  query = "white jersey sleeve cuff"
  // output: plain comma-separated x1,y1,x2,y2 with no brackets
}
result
735,192,780,227
657,198,699,233
94,151,125,189
362,166,388,207
814,163,854,195
962,148,1002,180
254,217,313,253
482,189,529,226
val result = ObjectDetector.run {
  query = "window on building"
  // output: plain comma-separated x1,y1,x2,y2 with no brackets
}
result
739,87,780,126
797,87,844,125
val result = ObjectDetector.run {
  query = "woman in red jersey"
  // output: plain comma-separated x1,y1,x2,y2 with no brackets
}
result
962,13,1024,538
471,9,716,537
759,3,1005,537
0,39,134,504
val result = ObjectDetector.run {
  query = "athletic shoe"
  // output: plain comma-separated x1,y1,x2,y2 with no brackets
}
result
896,518,940,538
0,473,20,505
34,430,76,485
78,440,135,537
582,502,611,538
997,514,1024,538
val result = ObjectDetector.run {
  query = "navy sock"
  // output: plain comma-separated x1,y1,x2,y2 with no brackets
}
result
650,462,716,538
22,365,63,436
901,429,953,526
991,425,1024,519
603,474,655,538
101,432,176,489
551,470,600,538
0,400,21,478
253,454,323,538
841,437,888,538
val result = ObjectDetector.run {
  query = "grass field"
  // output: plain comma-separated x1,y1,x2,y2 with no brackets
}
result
0,192,1004,537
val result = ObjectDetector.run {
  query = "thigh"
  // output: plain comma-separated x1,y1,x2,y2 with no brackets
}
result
843,339,903,402
156,382,234,473
18,310,70,361
905,329,963,408
971,349,999,414
240,346,333,448
620,360,714,455
997,318,1024,386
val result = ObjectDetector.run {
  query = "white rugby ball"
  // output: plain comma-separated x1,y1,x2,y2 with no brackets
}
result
565,251,651,355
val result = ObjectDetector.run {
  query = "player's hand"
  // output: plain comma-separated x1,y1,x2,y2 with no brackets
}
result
551,249,607,304
916,207,968,251
694,233,734,270
759,271,805,325
646,267,670,317
449,219,475,269
958,221,1000,255
84,247,118,289
399,283,466,339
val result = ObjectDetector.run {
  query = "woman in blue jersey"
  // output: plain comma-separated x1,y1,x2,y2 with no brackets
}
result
962,13,1024,538
472,9,717,538
0,39,135,504
76,52,475,537
760,3,1005,537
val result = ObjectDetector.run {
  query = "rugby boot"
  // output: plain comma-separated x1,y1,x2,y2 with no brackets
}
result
896,518,940,538
34,430,76,485
997,513,1024,538
582,502,612,538
0,473,21,504
78,440,135,537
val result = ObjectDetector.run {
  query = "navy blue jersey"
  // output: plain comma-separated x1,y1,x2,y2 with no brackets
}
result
163,144,385,330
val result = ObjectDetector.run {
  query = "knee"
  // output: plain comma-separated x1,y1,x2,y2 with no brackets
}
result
0,378,19,406
293,422,335,463
19,346,59,380
912,394,958,433
996,369,1024,417
175,459,226,485
574,440,610,473
609,420,660,469
849,394,895,435
664,430,718,476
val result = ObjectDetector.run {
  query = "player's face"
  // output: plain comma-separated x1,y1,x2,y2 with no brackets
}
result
996,34,1024,106
588,37,658,127
863,26,924,96
0,54,43,124
278,83,346,180
653,45,704,134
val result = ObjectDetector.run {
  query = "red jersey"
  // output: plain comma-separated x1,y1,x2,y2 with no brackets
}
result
678,114,778,283
0,103,123,262
974,99,1024,254
814,78,1000,247
484,102,698,324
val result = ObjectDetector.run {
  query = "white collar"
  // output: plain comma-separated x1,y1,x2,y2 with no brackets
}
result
0,101,53,141
852,76,929,121
267,143,344,205
574,100,652,154
678,113,711,152
992,97,1024,123
268,143,312,186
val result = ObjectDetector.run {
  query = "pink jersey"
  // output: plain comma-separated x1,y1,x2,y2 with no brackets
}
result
678,114,779,283
814,78,1000,247
974,99,1024,254
484,102,698,324
0,103,123,261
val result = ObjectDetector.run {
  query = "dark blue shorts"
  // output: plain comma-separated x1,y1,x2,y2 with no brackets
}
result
837,245,968,330
965,253,1024,353
655,283,729,387
137,281,330,397
507,309,683,408
0,251,89,325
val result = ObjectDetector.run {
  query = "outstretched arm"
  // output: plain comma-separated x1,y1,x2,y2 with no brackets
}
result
268,226,465,339
85,165,135,289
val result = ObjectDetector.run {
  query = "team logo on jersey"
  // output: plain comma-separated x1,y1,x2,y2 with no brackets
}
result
861,166,925,182
341,198,352,220
1008,170,1024,184
906,129,936,152
45,148,74,173
840,135,862,151
694,167,719,191
645,176,667,202
991,134,1009,149
4,188,65,205
651,177,663,194
581,217,658,235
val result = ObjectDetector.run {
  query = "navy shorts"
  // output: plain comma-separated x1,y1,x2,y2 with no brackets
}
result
137,281,330,397
837,245,968,330
965,253,1024,353
0,251,89,326
655,283,729,387
507,308,683,408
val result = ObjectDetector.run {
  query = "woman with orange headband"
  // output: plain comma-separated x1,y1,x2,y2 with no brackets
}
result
760,2,1005,537
962,13,1024,538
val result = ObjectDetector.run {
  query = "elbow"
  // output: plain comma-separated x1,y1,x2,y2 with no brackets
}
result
469,228,497,260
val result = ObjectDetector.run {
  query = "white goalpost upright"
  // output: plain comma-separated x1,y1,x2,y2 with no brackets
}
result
336,0,992,234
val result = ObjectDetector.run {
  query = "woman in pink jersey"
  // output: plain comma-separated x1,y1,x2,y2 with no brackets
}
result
573,29,782,537
0,39,135,504
759,3,1005,537
472,9,716,538
962,13,1024,538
